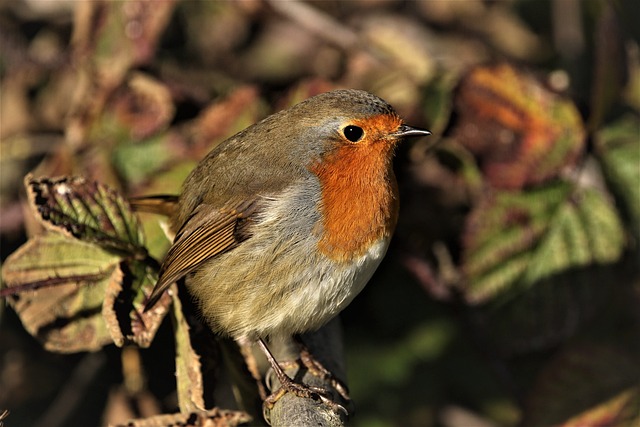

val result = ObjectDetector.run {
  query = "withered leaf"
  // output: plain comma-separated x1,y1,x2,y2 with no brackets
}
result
453,63,586,189
1,233,119,352
109,73,175,141
114,407,252,427
26,175,147,257
66,1,178,148
171,291,206,413
102,260,170,348
73,0,177,89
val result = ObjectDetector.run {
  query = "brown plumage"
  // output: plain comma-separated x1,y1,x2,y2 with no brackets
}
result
139,89,430,409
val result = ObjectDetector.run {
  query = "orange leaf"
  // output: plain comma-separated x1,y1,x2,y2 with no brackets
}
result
453,63,586,189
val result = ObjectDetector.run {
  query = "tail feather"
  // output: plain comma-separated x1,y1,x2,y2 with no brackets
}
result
129,195,179,217
131,194,180,312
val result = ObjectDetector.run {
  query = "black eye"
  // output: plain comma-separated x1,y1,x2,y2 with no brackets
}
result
343,125,364,142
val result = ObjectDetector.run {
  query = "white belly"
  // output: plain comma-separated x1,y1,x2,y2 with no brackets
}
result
187,180,393,340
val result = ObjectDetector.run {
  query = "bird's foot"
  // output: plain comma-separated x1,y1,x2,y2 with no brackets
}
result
257,338,347,415
263,370,347,415
297,342,351,402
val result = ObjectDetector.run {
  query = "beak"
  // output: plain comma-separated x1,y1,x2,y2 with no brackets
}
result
394,124,431,138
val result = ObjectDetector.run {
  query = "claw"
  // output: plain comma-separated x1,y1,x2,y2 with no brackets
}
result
257,338,348,415
296,338,351,402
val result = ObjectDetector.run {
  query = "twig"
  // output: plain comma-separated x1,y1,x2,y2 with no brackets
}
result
266,0,358,50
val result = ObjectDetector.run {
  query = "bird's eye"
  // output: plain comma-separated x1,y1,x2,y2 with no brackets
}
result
343,125,364,142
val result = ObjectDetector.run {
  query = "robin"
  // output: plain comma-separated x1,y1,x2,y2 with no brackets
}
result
137,89,431,411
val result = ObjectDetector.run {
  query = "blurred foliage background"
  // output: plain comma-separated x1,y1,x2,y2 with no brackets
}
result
1,0,639,426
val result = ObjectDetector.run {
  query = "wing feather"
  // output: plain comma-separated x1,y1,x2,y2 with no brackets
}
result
144,201,256,311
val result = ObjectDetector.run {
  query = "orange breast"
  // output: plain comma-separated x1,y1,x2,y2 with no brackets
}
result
311,135,400,262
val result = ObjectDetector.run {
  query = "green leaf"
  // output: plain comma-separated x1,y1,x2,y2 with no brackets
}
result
26,175,146,257
4,177,168,352
595,115,640,235
462,182,625,303
112,135,173,185
1,233,120,352
421,72,456,136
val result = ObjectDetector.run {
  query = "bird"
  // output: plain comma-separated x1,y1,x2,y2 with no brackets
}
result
137,89,431,410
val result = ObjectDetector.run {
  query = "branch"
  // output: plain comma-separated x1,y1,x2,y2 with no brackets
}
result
262,319,349,427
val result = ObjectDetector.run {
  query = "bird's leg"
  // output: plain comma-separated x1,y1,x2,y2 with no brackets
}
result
294,335,351,402
256,338,346,413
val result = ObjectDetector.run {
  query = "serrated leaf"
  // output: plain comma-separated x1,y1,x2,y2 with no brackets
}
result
171,291,205,413
462,183,625,303
1,233,120,352
523,344,640,427
595,115,640,234
102,260,169,348
26,175,146,257
453,63,586,189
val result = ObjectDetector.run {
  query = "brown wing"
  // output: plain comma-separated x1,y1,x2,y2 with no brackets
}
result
144,200,257,311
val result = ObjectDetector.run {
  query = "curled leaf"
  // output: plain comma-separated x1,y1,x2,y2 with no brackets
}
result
26,175,146,257
73,0,177,85
68,0,178,147
102,260,169,348
171,291,206,413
